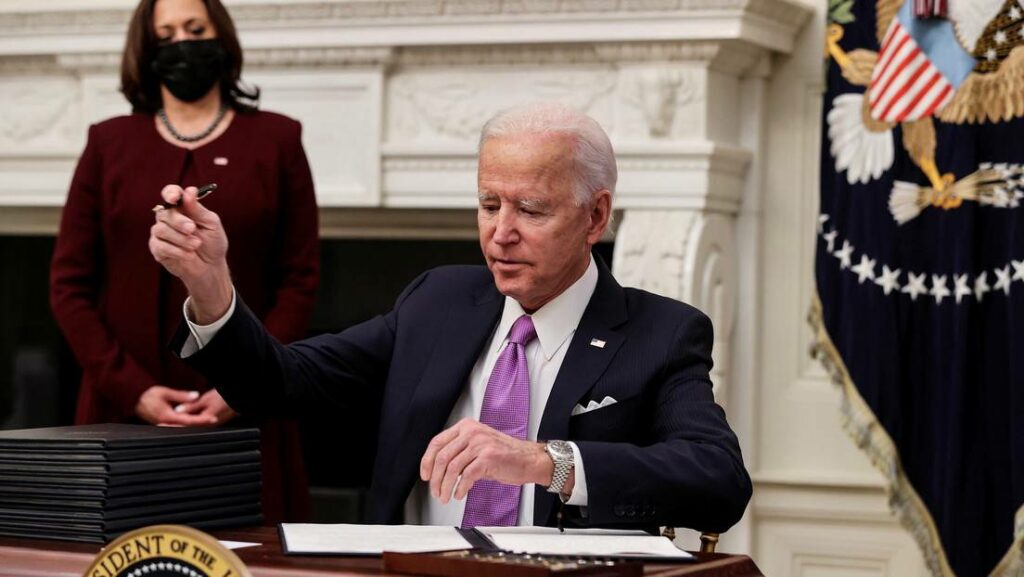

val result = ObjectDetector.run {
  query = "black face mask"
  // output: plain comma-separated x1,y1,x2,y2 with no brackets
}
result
151,39,226,103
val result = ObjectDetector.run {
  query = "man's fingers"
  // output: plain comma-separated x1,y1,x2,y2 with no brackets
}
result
149,237,196,264
455,460,486,500
179,186,218,224
159,186,215,227
154,207,198,236
431,436,470,499
438,447,476,503
151,221,200,250
421,426,461,480
160,184,185,205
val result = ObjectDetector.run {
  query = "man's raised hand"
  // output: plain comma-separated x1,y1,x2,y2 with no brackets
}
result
149,185,233,323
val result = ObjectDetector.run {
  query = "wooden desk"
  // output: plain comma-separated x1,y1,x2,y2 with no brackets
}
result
0,526,763,577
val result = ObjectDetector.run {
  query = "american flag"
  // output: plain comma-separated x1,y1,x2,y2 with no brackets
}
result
868,0,974,123
913,0,946,18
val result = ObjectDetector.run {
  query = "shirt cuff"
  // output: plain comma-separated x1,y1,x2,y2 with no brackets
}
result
180,288,237,358
564,441,588,506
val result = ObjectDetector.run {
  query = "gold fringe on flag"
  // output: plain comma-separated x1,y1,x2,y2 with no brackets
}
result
989,507,1024,576
809,294,1024,575
808,293,954,577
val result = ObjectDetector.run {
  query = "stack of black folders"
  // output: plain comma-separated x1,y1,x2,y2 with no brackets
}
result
0,423,263,543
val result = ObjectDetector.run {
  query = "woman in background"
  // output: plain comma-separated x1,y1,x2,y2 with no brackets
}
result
49,0,319,523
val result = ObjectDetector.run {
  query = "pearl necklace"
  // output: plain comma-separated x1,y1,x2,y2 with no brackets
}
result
157,105,227,143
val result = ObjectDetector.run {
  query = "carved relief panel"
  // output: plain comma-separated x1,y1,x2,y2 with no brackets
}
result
0,74,81,155
386,66,618,144
248,69,384,206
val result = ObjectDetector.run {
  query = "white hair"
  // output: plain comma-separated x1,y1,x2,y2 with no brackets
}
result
479,102,617,207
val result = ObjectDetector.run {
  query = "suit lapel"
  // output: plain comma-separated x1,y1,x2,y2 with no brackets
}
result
533,256,628,525
395,283,503,495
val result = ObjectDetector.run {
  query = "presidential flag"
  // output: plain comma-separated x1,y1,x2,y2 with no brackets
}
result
815,0,1024,575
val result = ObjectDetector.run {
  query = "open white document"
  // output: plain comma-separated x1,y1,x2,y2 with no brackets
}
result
280,523,693,560
477,526,694,560
280,524,471,555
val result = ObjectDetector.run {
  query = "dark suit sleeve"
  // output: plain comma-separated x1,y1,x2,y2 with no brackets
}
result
176,271,431,418
573,312,752,533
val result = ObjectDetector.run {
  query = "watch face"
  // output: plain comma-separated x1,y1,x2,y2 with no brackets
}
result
547,441,573,461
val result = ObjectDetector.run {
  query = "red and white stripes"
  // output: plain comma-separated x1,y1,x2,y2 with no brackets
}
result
913,0,947,19
868,20,955,122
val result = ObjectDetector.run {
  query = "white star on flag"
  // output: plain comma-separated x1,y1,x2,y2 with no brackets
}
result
975,271,991,301
1011,260,1024,283
875,265,902,295
902,272,928,301
930,275,951,304
817,214,830,233
954,273,972,304
994,265,1012,295
834,240,854,269
823,230,838,253
852,255,877,283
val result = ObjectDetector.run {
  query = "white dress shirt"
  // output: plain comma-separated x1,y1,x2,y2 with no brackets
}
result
184,256,598,527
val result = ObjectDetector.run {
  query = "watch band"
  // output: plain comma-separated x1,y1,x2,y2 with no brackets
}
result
545,440,574,495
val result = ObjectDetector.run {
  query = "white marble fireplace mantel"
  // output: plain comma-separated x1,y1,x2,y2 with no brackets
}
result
0,0,811,550
0,0,809,211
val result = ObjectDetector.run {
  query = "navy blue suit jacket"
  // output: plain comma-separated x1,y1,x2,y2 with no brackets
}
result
178,257,751,532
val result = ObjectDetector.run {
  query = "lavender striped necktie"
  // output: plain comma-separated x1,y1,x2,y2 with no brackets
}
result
461,314,536,528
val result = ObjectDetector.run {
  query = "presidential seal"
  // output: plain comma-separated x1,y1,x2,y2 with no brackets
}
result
83,525,251,577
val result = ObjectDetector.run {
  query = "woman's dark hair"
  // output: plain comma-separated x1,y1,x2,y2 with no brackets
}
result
120,0,259,113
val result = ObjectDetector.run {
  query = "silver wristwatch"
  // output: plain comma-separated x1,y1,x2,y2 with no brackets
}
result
544,440,575,495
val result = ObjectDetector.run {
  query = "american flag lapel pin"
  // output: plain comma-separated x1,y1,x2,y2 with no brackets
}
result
589,338,606,349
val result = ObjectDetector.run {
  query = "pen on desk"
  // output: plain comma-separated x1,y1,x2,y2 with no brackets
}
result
152,183,217,212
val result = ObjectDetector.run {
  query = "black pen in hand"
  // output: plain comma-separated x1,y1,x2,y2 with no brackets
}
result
152,183,217,213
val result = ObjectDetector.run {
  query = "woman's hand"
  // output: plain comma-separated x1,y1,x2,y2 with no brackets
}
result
171,388,238,426
135,385,218,426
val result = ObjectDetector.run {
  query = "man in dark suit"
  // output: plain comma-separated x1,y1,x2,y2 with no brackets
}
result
149,102,751,533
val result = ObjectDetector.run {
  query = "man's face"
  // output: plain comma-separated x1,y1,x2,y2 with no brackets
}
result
477,133,610,312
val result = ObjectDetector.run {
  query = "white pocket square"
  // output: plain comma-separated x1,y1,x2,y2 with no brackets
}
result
571,396,618,416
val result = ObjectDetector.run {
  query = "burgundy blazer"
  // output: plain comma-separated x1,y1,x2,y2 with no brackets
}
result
49,110,320,523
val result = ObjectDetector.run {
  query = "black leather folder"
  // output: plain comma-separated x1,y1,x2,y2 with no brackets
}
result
0,502,261,533
0,424,264,544
0,460,261,488
0,492,258,521
0,439,259,462
0,449,260,476
0,423,259,450
0,480,262,511
0,470,261,500
0,512,264,544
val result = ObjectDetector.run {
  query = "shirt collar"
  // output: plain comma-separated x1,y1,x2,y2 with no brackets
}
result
494,255,599,360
